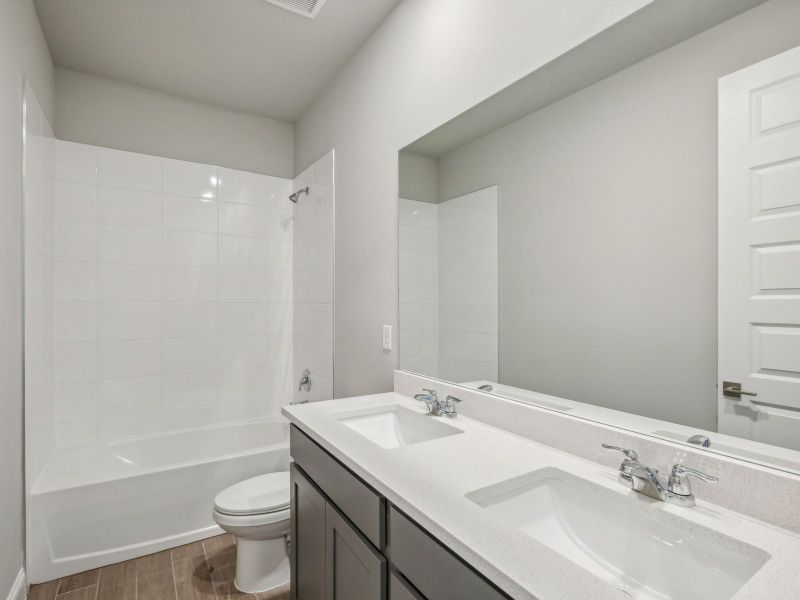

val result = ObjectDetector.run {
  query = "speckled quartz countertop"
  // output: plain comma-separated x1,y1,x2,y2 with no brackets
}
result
283,392,800,600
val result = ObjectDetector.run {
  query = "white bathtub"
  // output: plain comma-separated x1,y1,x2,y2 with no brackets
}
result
27,418,289,583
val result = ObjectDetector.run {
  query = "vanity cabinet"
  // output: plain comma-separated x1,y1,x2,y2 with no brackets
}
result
386,507,507,600
290,463,327,599
325,501,386,599
289,425,511,600
291,463,386,600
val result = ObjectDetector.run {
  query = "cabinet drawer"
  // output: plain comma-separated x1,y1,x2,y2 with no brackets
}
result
291,425,384,548
387,506,509,600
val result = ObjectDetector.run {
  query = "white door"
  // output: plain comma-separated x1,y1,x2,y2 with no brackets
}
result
719,45,800,450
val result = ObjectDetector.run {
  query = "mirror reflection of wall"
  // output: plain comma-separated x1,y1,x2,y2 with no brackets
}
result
398,152,498,384
398,0,800,469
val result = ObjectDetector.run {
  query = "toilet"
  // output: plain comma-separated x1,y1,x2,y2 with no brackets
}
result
212,471,291,594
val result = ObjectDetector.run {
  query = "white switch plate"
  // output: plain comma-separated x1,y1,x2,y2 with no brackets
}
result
382,324,392,351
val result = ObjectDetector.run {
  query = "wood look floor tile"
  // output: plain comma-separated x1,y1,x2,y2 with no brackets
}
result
57,569,100,594
174,556,216,600
214,582,257,599
27,580,60,600
97,558,137,600
30,533,267,600
137,567,177,599
256,584,290,600
55,585,98,600
207,549,237,586
137,549,174,574
202,535,235,557
171,540,207,562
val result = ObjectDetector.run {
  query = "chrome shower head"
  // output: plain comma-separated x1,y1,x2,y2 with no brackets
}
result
289,187,309,203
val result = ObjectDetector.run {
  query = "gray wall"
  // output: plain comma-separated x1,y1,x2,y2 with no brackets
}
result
437,0,800,429
398,151,438,203
55,68,294,178
294,0,654,398
0,0,55,595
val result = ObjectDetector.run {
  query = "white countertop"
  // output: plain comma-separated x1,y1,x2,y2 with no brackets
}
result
283,392,800,600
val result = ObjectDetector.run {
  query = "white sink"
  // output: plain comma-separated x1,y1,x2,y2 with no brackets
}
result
335,404,463,449
467,468,768,600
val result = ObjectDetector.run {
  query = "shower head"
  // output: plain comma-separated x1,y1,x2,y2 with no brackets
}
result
289,187,309,203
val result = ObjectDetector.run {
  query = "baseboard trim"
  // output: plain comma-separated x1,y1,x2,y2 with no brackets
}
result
6,569,26,600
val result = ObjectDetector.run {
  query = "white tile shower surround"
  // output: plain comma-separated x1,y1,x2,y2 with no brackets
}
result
395,371,800,534
398,188,498,382
24,84,56,485
50,140,294,447
292,150,334,404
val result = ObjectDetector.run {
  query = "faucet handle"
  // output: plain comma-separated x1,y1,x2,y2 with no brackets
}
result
601,444,638,461
443,395,462,417
668,464,718,496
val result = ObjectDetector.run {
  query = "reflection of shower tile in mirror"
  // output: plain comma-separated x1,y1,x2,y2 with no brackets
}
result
399,188,498,383
398,198,440,378
437,187,498,384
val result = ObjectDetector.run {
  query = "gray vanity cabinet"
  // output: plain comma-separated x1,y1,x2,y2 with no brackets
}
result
388,573,425,600
290,425,509,600
386,507,508,600
325,502,386,599
290,464,386,600
290,463,327,599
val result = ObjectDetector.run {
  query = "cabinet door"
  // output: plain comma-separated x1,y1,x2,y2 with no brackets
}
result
291,464,327,600
389,572,425,600
325,502,386,600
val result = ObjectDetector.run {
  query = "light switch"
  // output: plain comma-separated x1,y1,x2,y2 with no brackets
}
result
382,324,392,351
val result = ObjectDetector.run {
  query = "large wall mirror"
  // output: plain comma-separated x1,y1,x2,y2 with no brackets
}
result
397,0,800,474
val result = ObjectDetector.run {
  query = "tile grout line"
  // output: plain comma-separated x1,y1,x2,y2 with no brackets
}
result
201,538,220,600
170,549,178,600
159,161,166,430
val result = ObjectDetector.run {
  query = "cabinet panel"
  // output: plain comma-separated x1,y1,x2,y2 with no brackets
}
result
389,572,425,600
387,506,509,600
291,464,326,600
325,502,386,600
291,425,384,547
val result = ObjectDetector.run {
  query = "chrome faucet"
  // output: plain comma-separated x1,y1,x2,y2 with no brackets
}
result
687,434,711,448
602,444,718,508
414,388,444,416
298,368,311,392
413,389,464,418
413,389,462,417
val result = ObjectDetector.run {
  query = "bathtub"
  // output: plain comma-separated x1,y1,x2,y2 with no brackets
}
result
27,418,289,584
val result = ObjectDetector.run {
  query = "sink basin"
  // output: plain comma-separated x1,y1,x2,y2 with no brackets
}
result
335,404,463,449
467,468,768,600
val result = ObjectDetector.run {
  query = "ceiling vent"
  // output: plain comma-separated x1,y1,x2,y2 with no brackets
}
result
263,0,329,19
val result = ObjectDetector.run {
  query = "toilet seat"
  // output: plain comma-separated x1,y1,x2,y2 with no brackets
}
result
214,472,290,517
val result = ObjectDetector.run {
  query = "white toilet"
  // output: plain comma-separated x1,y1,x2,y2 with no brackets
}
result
212,471,291,594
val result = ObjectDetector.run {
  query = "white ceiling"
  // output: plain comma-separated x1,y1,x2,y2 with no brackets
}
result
34,0,401,122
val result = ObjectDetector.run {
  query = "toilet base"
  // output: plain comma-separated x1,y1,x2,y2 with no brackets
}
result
233,536,291,594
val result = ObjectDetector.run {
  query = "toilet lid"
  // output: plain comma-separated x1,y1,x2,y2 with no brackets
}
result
214,472,290,516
